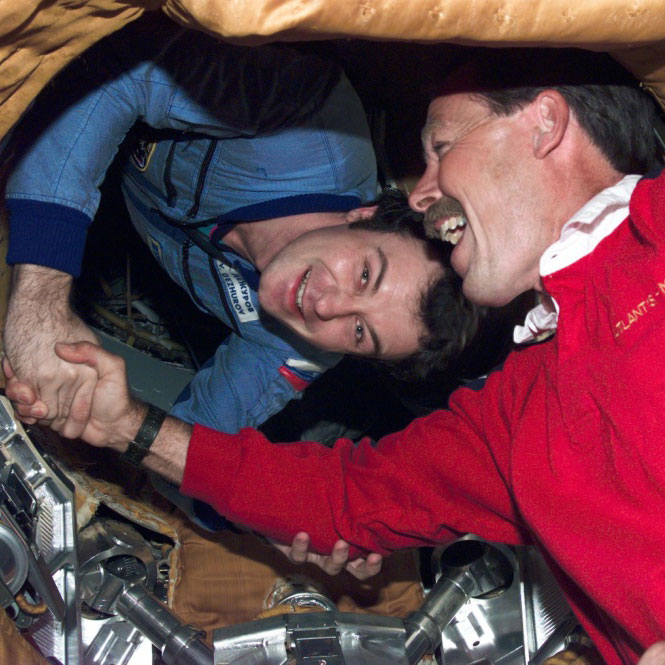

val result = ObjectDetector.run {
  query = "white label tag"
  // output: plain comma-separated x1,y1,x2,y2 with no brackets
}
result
215,260,259,323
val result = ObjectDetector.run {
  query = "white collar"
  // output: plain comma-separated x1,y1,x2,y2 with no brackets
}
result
513,174,640,345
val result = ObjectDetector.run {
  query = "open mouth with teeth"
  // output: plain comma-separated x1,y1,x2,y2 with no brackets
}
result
295,268,311,315
440,215,467,245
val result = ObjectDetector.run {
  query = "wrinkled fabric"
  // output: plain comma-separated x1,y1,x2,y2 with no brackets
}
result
3,1,665,140
171,522,423,634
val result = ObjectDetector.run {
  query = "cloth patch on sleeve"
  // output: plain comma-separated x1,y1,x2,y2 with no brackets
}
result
285,357,326,374
278,366,311,391
147,235,164,265
131,139,157,172
278,357,326,391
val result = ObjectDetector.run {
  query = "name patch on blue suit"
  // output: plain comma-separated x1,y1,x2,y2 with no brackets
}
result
215,260,259,324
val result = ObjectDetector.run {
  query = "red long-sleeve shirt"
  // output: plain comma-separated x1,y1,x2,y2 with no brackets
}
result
182,172,665,665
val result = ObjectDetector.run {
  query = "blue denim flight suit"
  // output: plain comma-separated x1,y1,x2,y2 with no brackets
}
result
5,23,378,432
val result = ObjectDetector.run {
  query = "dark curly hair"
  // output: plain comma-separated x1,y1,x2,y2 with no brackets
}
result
350,188,479,378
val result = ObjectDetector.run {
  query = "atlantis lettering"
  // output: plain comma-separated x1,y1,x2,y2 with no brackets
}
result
613,279,665,337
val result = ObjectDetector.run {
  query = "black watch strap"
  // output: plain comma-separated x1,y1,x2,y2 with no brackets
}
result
119,403,167,467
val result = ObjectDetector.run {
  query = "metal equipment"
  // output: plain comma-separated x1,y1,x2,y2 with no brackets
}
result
0,396,212,665
213,537,576,665
404,538,512,663
0,396,579,665
78,519,213,665
0,396,80,663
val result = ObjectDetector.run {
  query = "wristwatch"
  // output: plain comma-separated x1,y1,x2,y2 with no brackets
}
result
119,403,167,467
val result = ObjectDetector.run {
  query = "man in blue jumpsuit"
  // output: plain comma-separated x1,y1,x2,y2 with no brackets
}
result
2,21,450,444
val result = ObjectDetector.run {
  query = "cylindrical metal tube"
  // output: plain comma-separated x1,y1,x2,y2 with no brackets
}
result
404,540,511,665
404,577,469,664
117,582,213,665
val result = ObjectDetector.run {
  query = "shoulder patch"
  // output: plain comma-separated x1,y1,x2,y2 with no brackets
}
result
146,234,164,264
131,139,157,172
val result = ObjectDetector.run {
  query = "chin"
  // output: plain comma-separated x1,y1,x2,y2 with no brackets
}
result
257,284,282,318
462,281,509,307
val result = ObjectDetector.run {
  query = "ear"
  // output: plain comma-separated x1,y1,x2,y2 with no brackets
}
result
530,90,569,159
345,205,379,223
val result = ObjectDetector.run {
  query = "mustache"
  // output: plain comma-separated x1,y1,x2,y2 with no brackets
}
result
423,195,467,239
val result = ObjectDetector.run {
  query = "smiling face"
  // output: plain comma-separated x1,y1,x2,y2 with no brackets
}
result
257,225,444,359
409,92,561,307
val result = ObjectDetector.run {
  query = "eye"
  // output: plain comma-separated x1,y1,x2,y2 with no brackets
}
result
360,264,370,287
354,319,365,344
432,141,449,159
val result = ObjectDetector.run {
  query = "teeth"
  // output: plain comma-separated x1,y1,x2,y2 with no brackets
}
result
439,215,467,245
296,269,311,314
447,228,464,245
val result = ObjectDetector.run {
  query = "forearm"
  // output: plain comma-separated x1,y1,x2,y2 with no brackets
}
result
5,265,75,355
9,264,73,311
181,422,448,557
112,410,193,486
3,267,101,433
181,395,532,558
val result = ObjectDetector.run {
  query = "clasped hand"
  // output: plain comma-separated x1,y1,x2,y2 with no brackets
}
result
4,334,384,580
3,265,100,438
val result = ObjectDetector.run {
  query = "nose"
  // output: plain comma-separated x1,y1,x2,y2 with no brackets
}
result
313,288,353,321
408,164,442,213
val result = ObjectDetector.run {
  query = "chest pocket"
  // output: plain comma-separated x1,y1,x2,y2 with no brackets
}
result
127,135,220,222
165,84,249,137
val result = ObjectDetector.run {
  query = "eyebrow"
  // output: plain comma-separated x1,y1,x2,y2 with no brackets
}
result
421,118,447,144
420,121,449,162
372,247,388,294
367,322,383,357
366,247,387,356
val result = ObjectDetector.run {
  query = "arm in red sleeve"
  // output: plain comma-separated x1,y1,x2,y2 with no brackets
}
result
181,379,531,558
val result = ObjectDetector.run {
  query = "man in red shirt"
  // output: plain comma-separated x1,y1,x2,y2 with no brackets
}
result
7,48,665,663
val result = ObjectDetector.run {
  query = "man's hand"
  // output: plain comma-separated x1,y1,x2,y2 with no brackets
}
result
41,341,190,485
46,341,144,449
3,265,100,437
272,532,383,580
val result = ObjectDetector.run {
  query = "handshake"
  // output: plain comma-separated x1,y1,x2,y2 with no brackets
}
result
2,339,383,580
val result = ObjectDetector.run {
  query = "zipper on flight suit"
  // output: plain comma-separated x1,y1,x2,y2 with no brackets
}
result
163,137,215,216
153,208,241,335
180,239,208,313
163,142,178,207
180,239,240,335
207,254,241,335
186,139,217,219
160,138,242,333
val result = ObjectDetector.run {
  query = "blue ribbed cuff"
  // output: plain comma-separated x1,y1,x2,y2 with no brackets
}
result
6,199,91,278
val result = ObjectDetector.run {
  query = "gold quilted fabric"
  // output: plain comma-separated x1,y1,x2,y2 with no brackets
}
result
2,0,665,139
